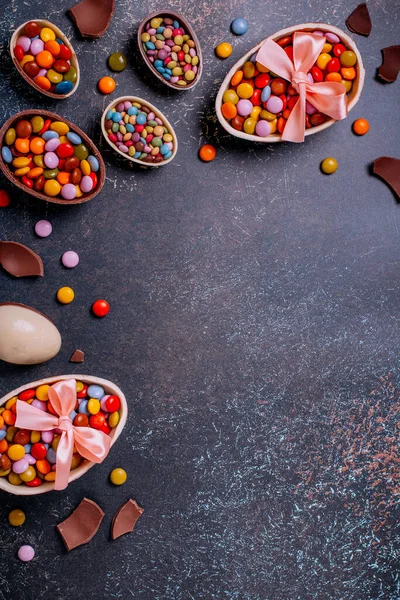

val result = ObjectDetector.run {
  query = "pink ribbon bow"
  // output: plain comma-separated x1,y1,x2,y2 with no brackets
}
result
256,31,348,142
15,379,111,491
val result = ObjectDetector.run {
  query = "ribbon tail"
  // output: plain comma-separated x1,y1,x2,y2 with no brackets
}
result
305,82,348,121
15,400,58,431
282,82,306,143
55,430,74,491
73,427,111,464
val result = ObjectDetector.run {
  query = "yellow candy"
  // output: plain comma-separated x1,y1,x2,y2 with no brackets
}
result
8,444,25,461
88,398,100,415
12,157,30,168
6,426,17,442
5,128,16,145
20,466,36,482
47,69,63,84
44,179,61,197
5,396,18,409
20,54,34,68
250,106,262,120
269,118,278,134
76,381,84,392
8,473,22,487
237,82,253,99
243,118,257,135
45,471,56,482
341,79,352,92
71,454,81,470
80,159,91,175
31,431,41,444
215,42,232,59
52,436,60,451
141,32,150,43
184,70,195,82
36,384,50,401
256,61,269,73
316,52,331,70
14,167,30,177
108,411,120,428
260,110,276,121
31,116,44,133
322,43,332,53
163,134,173,143
40,27,56,42
8,508,25,525
0,468,11,477
50,121,69,135
150,17,162,28
223,89,239,105
110,468,127,485
57,286,74,304
243,61,255,79
58,135,68,144
75,185,83,198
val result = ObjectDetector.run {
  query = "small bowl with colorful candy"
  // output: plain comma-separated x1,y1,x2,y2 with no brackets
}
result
216,23,365,143
101,96,178,166
0,375,127,496
138,10,202,90
10,20,79,99
0,110,105,204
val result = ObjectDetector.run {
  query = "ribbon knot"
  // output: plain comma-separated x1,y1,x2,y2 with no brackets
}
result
15,379,111,491
256,31,348,142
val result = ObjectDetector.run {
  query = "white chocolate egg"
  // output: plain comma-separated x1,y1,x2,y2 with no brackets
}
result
0,303,61,365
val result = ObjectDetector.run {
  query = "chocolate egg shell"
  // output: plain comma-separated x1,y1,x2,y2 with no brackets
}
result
10,19,80,100
215,22,365,143
0,302,61,364
0,375,127,496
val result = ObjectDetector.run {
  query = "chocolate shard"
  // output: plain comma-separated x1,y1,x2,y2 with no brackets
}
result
68,0,114,39
346,3,372,36
373,157,400,199
378,46,400,83
0,241,44,277
111,499,144,540
57,498,104,551
70,349,85,363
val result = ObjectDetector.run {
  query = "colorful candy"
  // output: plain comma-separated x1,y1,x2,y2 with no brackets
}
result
321,157,338,174
14,22,75,95
104,100,175,164
110,468,127,485
107,52,127,72
61,251,79,268
92,299,110,317
199,144,217,162
57,286,75,304
231,18,249,36
0,381,122,488
2,115,100,200
18,545,35,561
216,42,232,59
141,15,200,87
98,76,116,94
0,190,11,207
34,219,52,237
352,118,369,135
8,509,26,526
220,29,358,137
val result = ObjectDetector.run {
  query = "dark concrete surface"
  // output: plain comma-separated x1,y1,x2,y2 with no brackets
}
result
0,0,399,598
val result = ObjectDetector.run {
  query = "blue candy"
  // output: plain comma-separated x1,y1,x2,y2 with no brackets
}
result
136,113,147,125
156,66,165,74
87,155,99,172
56,38,64,45
261,85,271,102
164,151,172,159
87,385,104,399
69,410,77,421
128,106,138,116
231,18,248,35
163,73,171,80
42,130,59,140
0,429,7,441
1,146,12,164
134,151,141,159
173,20,180,28
79,400,90,415
160,144,169,155
156,27,165,33
154,59,163,67
126,124,134,133
106,109,114,120
112,112,122,122
24,444,32,453
67,132,82,145
145,41,155,50
46,448,57,464
55,81,74,94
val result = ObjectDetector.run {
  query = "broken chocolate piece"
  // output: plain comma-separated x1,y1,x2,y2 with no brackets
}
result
0,241,44,277
70,349,85,363
111,499,144,540
57,498,104,551
373,157,400,199
346,3,372,36
378,46,400,83
68,0,114,39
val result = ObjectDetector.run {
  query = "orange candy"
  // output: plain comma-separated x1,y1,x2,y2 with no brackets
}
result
15,138,30,153
2,409,15,426
277,117,286,133
27,167,44,179
35,76,51,91
36,459,51,474
98,76,116,94
221,102,237,120
353,118,369,135
0,439,8,454
0,416,3,428
231,70,243,87
199,144,217,162
325,72,342,83
341,67,356,80
57,171,71,185
44,40,60,56
30,137,45,154
36,50,54,68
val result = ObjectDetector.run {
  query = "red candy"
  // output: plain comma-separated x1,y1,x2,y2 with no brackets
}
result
255,73,270,88
327,57,341,72
58,45,71,60
105,395,121,412
89,172,97,188
25,477,42,487
251,89,262,105
19,389,35,401
38,119,51,135
57,143,74,158
31,443,47,460
14,45,24,61
310,66,323,82
89,412,106,430
77,384,88,398
333,43,346,57
92,299,110,317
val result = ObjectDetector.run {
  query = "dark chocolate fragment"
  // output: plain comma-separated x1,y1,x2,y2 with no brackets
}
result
70,349,85,363
111,499,144,540
57,498,104,551
68,0,114,39
373,157,400,199
0,241,44,277
346,3,372,36
378,46,400,83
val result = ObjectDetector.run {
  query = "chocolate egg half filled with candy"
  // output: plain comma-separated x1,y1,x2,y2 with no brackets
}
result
0,302,61,364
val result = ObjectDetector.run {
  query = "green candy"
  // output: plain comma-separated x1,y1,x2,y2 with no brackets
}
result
148,120,158,127
112,123,119,133
63,66,77,83
44,168,59,179
74,144,89,160
108,52,127,72
340,51,357,67
33,155,45,168
152,137,162,147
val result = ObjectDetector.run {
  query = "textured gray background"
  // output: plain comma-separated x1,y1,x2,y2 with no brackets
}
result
0,0,399,598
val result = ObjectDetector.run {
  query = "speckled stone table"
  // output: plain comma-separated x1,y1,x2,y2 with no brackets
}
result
0,1,399,599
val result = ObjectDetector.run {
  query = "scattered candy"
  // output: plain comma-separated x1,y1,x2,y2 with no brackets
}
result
104,100,175,164
18,545,35,562
57,286,75,304
92,299,110,317
107,51,127,72
321,157,338,174
57,497,104,551
220,29,358,137
62,250,79,268
98,76,116,94
216,42,232,59
110,467,127,485
13,21,76,95
231,18,248,36
35,219,52,237
199,144,216,162
352,118,369,135
141,15,200,87
112,499,144,540
0,190,11,207
8,509,26,526
2,115,100,201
